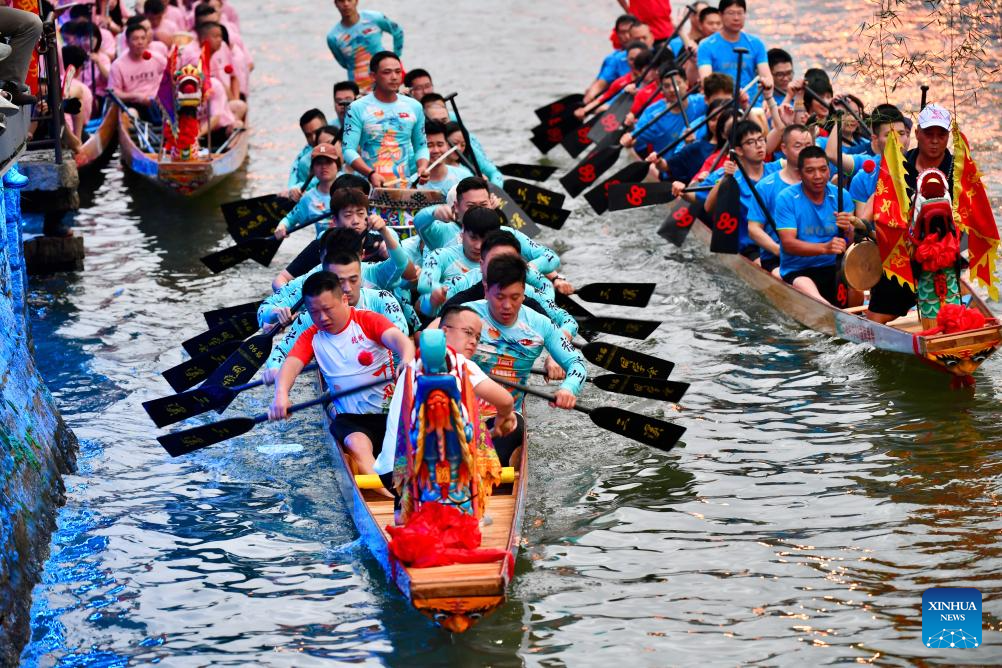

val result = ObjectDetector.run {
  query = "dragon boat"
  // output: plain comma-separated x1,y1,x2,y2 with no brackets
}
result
74,103,120,173
117,46,248,196
320,331,527,633
684,162,1001,382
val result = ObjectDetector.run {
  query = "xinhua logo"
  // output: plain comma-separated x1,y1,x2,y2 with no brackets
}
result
922,588,982,648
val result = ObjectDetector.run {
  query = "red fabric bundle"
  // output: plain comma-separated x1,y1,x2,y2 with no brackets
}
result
609,27,622,50
387,502,512,572
936,303,986,334
913,233,959,272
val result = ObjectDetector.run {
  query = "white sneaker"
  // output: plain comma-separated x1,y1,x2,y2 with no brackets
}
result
0,91,17,113
0,44,11,62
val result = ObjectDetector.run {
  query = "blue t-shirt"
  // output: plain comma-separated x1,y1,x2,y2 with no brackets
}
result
668,36,684,57
848,154,881,204
424,164,474,196
697,31,768,103
326,10,404,89
774,183,853,276
341,92,429,183
816,134,872,156
597,49,630,84
662,135,714,185
633,94,707,154
697,160,782,251
745,170,799,264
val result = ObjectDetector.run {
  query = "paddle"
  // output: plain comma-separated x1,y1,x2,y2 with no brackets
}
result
499,163,557,182
556,294,661,339
222,193,297,241
503,179,566,209
657,197,707,247
709,168,742,255
529,368,688,402
204,299,264,328
200,210,331,273
157,380,386,457
182,312,259,356
533,93,584,122
560,118,600,158
491,378,685,453
608,182,711,211
485,183,544,237
445,92,484,182
162,340,243,393
144,363,319,428
530,114,584,154
805,85,872,141
574,282,655,307
516,201,570,231
583,161,650,215
577,341,675,379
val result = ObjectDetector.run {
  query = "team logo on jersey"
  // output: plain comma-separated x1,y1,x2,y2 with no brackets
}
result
371,109,384,119
398,112,411,119
361,26,378,35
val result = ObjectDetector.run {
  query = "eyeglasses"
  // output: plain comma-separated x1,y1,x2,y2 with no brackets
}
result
741,137,767,147
773,69,794,78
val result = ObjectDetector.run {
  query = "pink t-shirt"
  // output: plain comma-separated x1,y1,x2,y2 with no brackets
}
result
164,4,187,30
180,40,235,93
108,51,167,99
207,76,236,129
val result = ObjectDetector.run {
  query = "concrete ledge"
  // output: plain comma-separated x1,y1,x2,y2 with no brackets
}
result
23,234,85,274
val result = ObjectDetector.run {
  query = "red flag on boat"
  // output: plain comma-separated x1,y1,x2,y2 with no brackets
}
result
873,130,915,289
951,123,1000,300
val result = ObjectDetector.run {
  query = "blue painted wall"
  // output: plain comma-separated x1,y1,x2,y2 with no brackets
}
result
0,184,77,665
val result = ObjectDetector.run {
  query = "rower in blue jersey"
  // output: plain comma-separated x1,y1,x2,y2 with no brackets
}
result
746,124,812,274
622,69,706,156
422,93,505,187
286,109,327,201
696,0,771,105
583,14,640,103
691,120,781,257
326,0,403,91
774,146,854,306
422,119,473,196
274,143,340,240
465,254,587,412
342,51,429,188
412,176,561,276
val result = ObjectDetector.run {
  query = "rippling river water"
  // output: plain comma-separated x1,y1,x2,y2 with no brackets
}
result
20,1,1002,665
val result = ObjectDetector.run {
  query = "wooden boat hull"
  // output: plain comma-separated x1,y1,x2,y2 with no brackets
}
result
689,221,1002,377
74,105,119,172
118,113,248,196
320,374,527,633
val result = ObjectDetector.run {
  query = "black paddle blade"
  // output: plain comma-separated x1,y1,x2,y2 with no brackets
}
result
204,299,264,328
182,313,259,356
521,202,570,230
142,384,234,428
499,163,558,182
503,179,566,209
586,94,633,144
530,133,560,155
592,375,690,402
201,237,282,274
162,340,244,393
200,334,275,412
221,194,294,241
658,198,704,247
589,406,685,453
580,342,675,380
487,183,542,238
559,144,621,198
608,181,675,211
158,416,257,457
534,93,584,122
583,161,650,215
575,282,655,307
710,174,741,254
560,122,594,158
530,114,582,154
579,316,661,340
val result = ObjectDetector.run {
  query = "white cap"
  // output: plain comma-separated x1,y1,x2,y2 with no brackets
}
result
917,103,951,130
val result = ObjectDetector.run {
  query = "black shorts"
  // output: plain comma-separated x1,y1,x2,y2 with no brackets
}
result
488,413,525,467
330,412,388,455
783,264,838,305
761,255,780,272
867,274,916,318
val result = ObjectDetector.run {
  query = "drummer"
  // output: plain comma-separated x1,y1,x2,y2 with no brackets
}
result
774,146,855,305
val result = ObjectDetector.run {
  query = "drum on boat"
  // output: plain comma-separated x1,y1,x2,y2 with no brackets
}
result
843,240,882,291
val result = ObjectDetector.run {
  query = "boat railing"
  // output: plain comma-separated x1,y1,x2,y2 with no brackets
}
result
26,12,64,164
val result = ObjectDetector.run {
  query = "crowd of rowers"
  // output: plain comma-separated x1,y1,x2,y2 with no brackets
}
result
46,0,248,153
261,1,587,495
580,0,956,323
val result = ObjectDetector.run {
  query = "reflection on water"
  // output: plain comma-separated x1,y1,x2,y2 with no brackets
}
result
21,0,1002,665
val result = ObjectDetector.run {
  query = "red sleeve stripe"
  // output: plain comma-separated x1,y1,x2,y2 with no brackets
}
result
353,308,394,342
288,325,319,364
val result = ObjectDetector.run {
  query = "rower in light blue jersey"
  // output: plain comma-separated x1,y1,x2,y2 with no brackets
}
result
326,0,403,91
